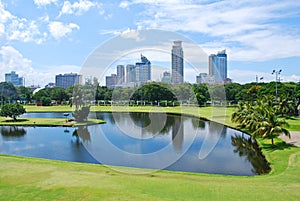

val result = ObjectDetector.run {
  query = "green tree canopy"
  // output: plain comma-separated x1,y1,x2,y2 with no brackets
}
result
0,103,26,121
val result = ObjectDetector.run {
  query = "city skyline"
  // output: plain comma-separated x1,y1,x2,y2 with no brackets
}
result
0,0,299,86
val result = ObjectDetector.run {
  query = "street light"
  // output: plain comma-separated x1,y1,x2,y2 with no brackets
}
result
272,69,282,100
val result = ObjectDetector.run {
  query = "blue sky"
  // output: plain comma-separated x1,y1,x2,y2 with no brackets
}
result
0,0,299,86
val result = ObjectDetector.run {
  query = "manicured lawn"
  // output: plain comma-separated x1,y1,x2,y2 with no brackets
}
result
0,105,299,200
0,117,104,127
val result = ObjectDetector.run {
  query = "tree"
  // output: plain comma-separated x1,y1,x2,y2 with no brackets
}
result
0,103,26,121
50,87,69,103
70,85,90,122
16,86,32,103
41,96,51,106
0,82,17,104
193,84,209,106
231,96,290,145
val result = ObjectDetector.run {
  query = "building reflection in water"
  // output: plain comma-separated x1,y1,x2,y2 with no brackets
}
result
172,115,184,152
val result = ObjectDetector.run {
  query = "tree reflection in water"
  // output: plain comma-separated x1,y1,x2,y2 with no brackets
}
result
72,126,91,145
231,133,271,175
0,126,26,137
129,112,182,135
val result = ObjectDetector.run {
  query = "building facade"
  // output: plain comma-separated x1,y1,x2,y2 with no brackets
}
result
55,73,82,89
5,71,24,86
209,50,227,83
161,71,171,83
171,41,184,85
196,73,215,85
117,65,125,84
126,64,136,83
135,54,151,83
106,74,117,88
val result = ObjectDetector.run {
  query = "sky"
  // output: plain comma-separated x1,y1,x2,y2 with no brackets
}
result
0,0,300,86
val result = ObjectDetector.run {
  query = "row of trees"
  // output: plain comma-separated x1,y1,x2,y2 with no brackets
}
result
1,81,299,112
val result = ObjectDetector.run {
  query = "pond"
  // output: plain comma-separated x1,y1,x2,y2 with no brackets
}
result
0,112,270,176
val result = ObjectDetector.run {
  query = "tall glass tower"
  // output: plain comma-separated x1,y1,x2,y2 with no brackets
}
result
209,50,227,83
171,41,184,85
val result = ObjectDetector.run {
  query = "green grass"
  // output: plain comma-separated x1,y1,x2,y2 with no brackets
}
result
0,105,299,200
0,117,105,127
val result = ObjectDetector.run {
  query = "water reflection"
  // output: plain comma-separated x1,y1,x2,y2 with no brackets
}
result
0,112,271,175
172,115,183,152
231,134,271,174
0,126,27,138
72,126,91,144
192,118,206,129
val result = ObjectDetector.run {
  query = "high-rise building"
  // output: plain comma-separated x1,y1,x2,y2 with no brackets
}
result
209,50,227,83
117,65,125,84
106,74,117,88
196,73,215,85
171,41,184,85
126,64,136,83
55,73,82,89
5,71,24,86
161,71,171,83
135,54,151,83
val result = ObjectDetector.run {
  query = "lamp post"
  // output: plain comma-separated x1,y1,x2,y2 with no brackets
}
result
272,69,282,100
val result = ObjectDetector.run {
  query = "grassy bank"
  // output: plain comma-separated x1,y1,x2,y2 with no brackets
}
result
0,142,299,201
0,105,299,200
0,117,105,127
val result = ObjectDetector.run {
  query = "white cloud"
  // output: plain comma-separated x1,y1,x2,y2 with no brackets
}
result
48,21,79,39
120,28,141,41
33,0,58,7
120,0,300,61
0,45,81,86
1,1,47,44
0,46,34,81
59,0,100,16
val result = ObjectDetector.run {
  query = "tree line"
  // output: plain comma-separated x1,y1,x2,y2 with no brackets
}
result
1,80,299,113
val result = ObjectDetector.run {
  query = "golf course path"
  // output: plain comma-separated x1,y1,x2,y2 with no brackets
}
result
280,131,300,147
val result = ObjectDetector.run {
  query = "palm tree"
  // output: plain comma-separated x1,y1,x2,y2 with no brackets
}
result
276,96,295,116
253,110,290,145
232,96,291,145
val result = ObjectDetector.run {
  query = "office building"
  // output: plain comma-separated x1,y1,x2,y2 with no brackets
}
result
5,71,24,86
171,41,184,85
135,54,151,83
106,74,117,88
55,73,82,89
161,71,171,83
209,50,227,83
196,73,215,85
126,64,136,83
117,65,125,84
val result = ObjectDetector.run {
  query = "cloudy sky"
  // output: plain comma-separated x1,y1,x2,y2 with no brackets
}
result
0,0,299,86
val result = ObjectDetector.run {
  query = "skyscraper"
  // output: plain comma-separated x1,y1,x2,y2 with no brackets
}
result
135,54,151,83
161,71,171,83
126,64,136,83
171,41,184,85
106,74,118,88
5,71,24,86
209,50,227,83
117,65,125,84
55,73,82,89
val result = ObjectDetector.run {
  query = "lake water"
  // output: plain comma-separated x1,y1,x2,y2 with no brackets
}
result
0,112,270,175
